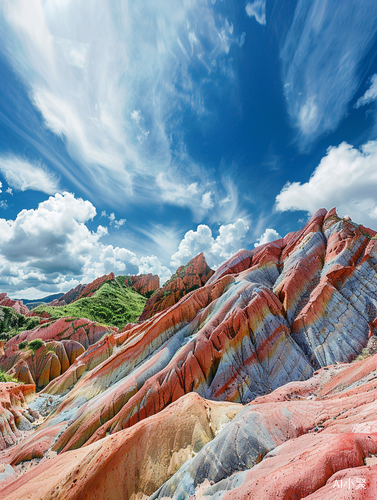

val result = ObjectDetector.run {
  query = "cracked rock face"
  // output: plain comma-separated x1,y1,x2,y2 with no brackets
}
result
1,208,377,499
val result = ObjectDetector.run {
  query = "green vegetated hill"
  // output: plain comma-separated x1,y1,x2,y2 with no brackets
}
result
32,276,147,329
0,306,40,341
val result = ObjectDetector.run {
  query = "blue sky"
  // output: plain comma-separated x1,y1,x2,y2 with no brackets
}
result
1,0,377,298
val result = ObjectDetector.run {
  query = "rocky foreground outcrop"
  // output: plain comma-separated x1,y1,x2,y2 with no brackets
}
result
0,383,36,451
1,208,377,499
1,353,377,499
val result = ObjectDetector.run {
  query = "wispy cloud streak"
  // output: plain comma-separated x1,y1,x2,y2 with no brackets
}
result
355,74,377,108
281,0,377,146
245,1,266,25
0,0,243,209
0,155,59,194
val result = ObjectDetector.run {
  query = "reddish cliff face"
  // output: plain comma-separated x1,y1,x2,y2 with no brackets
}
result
0,294,29,316
75,273,115,301
48,284,85,307
129,274,159,295
139,253,214,320
1,209,377,499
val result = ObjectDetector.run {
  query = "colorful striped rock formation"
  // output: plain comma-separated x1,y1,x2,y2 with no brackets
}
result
0,383,36,451
1,208,377,499
139,252,214,320
0,318,117,389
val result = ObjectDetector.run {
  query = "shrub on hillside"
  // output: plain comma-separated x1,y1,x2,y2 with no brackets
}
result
0,370,21,383
28,338,44,352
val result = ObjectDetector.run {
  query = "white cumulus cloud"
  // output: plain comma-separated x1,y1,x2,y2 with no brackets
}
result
254,228,281,247
275,140,377,228
100,210,126,229
170,219,249,269
0,192,171,295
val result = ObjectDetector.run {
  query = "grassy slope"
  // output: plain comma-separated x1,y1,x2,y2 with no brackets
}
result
32,276,146,329
0,307,40,341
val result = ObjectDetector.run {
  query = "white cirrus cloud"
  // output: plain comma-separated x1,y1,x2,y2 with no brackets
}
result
0,155,59,194
156,173,217,219
201,191,214,210
355,74,377,108
254,228,281,247
0,0,244,207
281,0,377,145
275,140,377,228
245,1,266,25
0,192,171,295
170,218,249,269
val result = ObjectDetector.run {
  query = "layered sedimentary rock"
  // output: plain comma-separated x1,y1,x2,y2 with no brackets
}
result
0,383,36,451
0,319,117,389
0,340,87,389
0,295,28,316
153,353,377,499
1,208,377,499
4,317,116,350
2,353,377,499
139,252,214,320
129,274,159,295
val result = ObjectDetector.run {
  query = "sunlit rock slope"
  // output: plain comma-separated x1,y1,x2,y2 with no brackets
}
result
1,208,377,499
139,252,214,320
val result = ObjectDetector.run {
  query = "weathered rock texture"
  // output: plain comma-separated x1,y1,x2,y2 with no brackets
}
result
129,274,159,295
0,295,28,316
1,208,377,499
2,355,377,499
152,354,377,499
0,383,36,451
139,252,214,320
4,318,116,350
0,319,117,389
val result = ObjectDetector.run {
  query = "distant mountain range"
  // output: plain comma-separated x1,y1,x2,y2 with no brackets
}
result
15,292,64,308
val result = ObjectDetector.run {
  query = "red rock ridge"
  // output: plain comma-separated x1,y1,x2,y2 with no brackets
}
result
139,253,214,321
0,294,29,316
48,284,85,307
75,273,115,301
